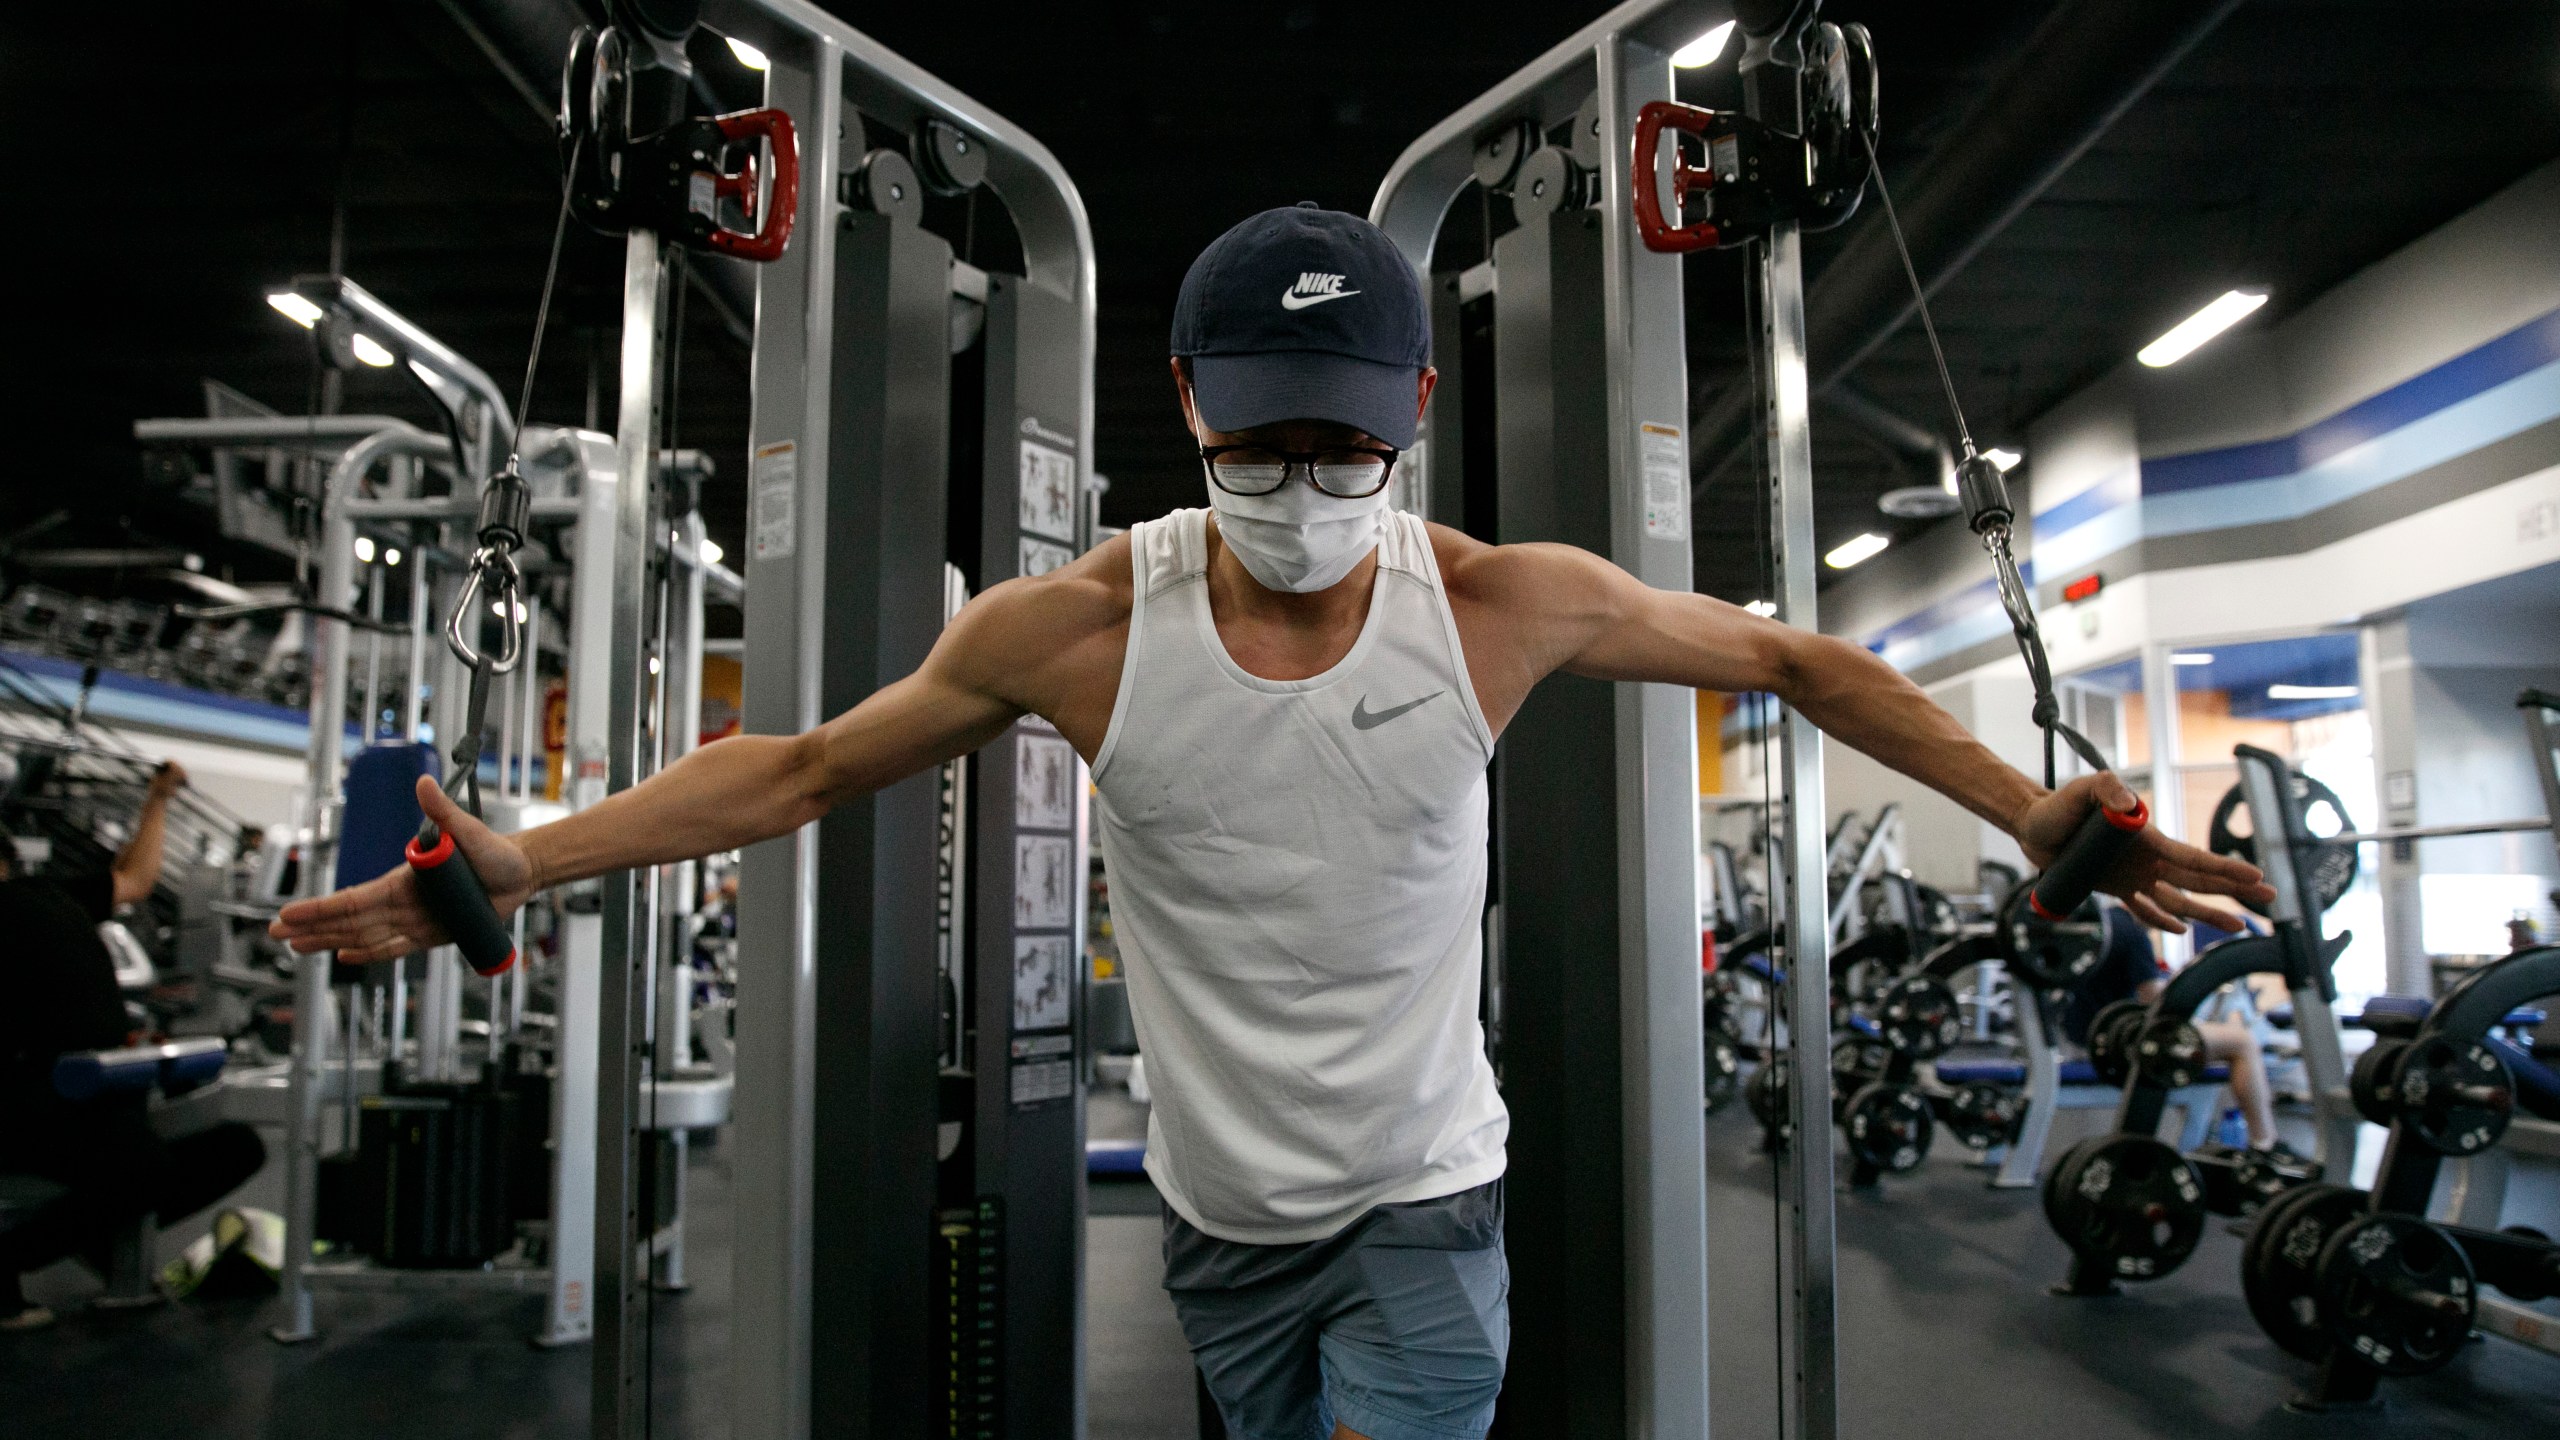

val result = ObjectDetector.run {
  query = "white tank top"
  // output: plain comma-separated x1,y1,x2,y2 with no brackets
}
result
1092,508,1509,1244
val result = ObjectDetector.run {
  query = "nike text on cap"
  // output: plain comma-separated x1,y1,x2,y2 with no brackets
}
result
1170,202,1432,449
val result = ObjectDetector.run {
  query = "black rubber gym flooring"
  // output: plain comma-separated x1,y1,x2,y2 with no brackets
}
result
6,1103,2556,1437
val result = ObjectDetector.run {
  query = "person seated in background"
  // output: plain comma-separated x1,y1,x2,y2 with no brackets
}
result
2060,902,2294,1157
0,762,266,1331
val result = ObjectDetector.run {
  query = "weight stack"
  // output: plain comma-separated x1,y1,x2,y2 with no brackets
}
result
939,1197,1004,1440
355,1083,517,1267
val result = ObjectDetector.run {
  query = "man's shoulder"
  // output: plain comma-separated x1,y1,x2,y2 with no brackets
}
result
1422,523,1615,612
938,533,1135,689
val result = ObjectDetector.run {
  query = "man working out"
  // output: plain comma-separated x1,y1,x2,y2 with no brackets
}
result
2,762,267,1330
275,205,2271,1440
2064,904,2291,1155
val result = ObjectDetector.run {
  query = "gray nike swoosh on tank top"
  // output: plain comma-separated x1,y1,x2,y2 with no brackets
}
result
1351,689,1444,730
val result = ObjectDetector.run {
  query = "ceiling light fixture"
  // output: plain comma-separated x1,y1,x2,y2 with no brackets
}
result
1983,447,2022,471
349,333,397,368
727,36,769,71
1743,599,1777,618
354,536,376,563
2138,289,2268,368
2268,683,2358,701
1825,532,1889,570
1671,20,1736,68
2172,652,2214,666
700,537,725,566
384,547,402,566
266,292,325,329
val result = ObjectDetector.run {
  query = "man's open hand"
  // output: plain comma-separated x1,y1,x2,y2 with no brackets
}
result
2013,772,2275,933
269,776,538,963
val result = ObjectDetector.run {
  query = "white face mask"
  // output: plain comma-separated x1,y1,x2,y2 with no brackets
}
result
1204,465,1389,593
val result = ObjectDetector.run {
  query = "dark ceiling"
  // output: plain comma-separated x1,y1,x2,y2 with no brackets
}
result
8,0,2559,611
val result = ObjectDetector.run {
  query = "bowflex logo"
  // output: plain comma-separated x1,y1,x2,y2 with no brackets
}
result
1280,272,1360,311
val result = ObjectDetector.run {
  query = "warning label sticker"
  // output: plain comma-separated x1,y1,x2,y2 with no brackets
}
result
1640,423,1688,541
751,441,797,561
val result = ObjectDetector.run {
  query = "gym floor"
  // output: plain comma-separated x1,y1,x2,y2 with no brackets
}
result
6,1105,2555,1437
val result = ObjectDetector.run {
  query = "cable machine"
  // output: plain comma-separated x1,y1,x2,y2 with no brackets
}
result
532,3,1099,1437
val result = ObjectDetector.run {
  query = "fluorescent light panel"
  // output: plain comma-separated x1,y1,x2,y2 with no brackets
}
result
1824,532,1889,570
2138,289,2267,368
350,333,396,368
700,538,725,566
2267,683,2357,701
1672,20,1735,68
1983,447,2022,472
266,291,324,328
353,536,376,563
1742,599,1776,618
2171,652,2214,666
727,36,769,70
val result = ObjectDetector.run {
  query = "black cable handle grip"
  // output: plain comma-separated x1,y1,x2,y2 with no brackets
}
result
406,827,517,976
2028,796,2148,921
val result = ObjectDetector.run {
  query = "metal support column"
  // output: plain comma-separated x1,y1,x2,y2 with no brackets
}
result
2359,618,2426,995
596,228,670,1438
2140,641,2194,968
1743,28,1838,1439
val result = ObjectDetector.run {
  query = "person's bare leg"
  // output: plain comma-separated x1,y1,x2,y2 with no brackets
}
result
2199,1020,2277,1147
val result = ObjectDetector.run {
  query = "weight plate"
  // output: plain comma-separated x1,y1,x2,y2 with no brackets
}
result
2042,1133,2205,1281
2042,1136,2104,1237
2316,1212,2477,1376
2206,773,2360,915
2085,999,2149,1088
1745,1059,1793,1146
2397,1037,2515,1155
1937,1081,2020,1151
2001,887,2106,991
1702,970,1747,1043
1703,1033,1742,1115
2349,1039,2409,1128
1843,1083,1935,1174
2242,1182,2367,1362
2228,1146,2320,1218
1877,974,1964,1059
1831,1036,1890,1088
2134,1016,2208,1090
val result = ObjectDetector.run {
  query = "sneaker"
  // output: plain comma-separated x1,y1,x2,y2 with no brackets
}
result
0,1303,57,1332
2254,1139,2319,1178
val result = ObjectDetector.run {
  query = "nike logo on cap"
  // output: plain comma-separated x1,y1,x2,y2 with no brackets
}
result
1280,271,1361,311
1351,690,1443,730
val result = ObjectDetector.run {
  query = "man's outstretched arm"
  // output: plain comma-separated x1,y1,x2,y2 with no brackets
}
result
268,555,1110,964
1452,539,2274,931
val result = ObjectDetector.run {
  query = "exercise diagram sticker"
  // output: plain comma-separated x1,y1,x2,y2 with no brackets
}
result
1014,834,1074,928
1019,439,1079,542
1640,423,1688,540
1013,934,1073,1032
751,441,797,560
1019,535,1073,578
1015,733,1078,831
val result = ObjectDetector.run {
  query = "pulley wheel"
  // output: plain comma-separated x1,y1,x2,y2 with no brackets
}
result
2002,888,2106,991
2084,999,2149,1088
1937,1082,2021,1151
1702,1032,1743,1115
2317,1212,2477,1376
2134,1016,2208,1090
2207,773,2360,915
1842,1083,1934,1174
2396,1037,2514,1155
2042,1133,2205,1281
1876,974,1963,1059
2242,1182,2367,1361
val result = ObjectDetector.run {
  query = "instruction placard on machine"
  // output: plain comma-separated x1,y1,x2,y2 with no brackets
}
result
1019,438,1078,542
1014,835,1074,928
1015,733,1078,830
1639,422,1688,541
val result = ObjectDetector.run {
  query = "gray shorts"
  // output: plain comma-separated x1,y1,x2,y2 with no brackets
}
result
1163,1180,1508,1440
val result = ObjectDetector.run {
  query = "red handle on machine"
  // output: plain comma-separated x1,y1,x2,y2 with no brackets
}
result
702,108,799,263
1631,100,1726,254
2027,796,2150,922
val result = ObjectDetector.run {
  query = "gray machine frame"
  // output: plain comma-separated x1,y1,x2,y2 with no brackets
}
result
587,4,1098,1438
1370,4,1833,1436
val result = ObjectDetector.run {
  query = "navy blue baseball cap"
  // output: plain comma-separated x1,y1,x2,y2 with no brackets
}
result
1171,203,1431,448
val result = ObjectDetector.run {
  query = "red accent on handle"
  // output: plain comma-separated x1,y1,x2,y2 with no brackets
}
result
406,830,456,869
1631,101,1725,255
2100,797,2151,832
706,108,799,263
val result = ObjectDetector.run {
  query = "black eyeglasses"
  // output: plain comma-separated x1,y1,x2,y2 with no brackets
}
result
1199,443,1402,499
